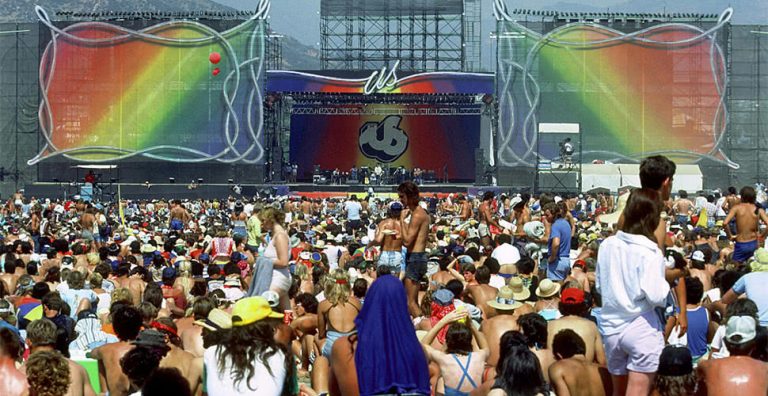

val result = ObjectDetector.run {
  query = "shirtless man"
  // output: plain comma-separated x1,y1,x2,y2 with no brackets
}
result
463,266,499,318
80,207,96,246
375,201,404,276
688,251,712,292
549,329,610,396
300,197,312,215
179,298,215,358
478,192,502,246
566,260,591,293
697,315,768,395
152,318,203,395
399,181,430,317
24,319,95,396
169,200,191,233
511,194,531,239
89,305,143,396
547,288,606,365
724,186,768,262
0,261,19,295
480,298,533,367
114,265,145,305
724,186,741,214
0,328,26,396
458,195,472,222
671,190,694,225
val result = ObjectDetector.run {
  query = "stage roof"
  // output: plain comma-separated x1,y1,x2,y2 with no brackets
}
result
320,0,464,17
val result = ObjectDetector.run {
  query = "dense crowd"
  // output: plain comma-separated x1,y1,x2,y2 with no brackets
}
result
1,155,768,396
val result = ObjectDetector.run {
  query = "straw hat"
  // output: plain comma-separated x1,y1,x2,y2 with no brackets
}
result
487,286,523,311
508,277,531,301
599,192,630,226
536,279,562,298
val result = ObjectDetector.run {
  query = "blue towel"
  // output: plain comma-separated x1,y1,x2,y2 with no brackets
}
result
248,255,274,297
354,275,430,396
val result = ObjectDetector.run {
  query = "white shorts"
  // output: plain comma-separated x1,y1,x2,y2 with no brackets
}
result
270,267,292,292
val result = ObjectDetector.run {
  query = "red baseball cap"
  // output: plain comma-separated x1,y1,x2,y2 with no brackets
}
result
560,288,585,304
573,259,587,269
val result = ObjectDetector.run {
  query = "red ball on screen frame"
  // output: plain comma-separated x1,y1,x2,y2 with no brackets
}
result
209,52,222,64
212,68,221,76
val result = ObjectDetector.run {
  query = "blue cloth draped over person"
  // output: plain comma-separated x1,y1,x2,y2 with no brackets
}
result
354,275,430,396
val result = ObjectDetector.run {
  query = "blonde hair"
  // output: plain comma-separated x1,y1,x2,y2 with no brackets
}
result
89,273,103,290
324,269,351,306
295,263,310,281
259,207,286,226
111,288,133,306
86,253,100,266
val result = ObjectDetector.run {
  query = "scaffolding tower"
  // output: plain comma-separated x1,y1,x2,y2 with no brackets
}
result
463,0,482,72
320,0,479,72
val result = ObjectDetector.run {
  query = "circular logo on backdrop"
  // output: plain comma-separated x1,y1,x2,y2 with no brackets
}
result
358,115,409,163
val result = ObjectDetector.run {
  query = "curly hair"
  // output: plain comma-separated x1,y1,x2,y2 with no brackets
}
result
652,373,697,396
259,207,286,226
324,269,351,306
26,350,70,396
215,321,294,395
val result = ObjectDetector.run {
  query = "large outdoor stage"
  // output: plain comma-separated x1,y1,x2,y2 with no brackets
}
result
23,182,499,201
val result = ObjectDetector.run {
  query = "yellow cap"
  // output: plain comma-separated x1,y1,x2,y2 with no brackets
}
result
231,297,283,327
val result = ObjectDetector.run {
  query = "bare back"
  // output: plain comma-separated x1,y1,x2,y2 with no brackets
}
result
92,342,133,396
698,357,768,396
480,315,519,367
466,284,499,319
731,204,762,242
378,218,403,252
321,300,360,334
547,316,605,365
549,357,609,396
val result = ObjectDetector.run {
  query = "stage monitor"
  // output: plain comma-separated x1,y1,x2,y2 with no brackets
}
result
289,104,481,182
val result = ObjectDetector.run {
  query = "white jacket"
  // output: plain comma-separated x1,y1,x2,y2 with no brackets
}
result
596,231,670,336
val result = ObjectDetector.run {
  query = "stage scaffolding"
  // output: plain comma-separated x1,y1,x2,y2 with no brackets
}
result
320,0,481,72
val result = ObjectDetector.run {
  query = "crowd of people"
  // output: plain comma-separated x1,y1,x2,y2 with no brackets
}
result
0,155,768,395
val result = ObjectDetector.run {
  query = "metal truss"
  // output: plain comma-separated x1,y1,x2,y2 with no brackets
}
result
320,3,471,72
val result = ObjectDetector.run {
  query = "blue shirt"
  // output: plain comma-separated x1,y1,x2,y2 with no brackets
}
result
733,272,768,326
548,218,571,258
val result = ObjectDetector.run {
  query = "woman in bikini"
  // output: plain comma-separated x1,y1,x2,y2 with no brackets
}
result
420,309,489,396
317,269,361,360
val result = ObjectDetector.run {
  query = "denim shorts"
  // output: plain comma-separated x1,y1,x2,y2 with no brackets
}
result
405,252,428,282
378,250,403,273
547,256,571,281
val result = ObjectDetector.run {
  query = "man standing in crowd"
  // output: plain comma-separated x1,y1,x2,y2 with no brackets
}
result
399,181,430,317
344,194,363,234
169,199,191,233
723,186,768,263
544,202,571,281
478,192,502,246
374,201,404,276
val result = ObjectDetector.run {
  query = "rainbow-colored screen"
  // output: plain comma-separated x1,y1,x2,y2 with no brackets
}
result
290,104,481,181
31,10,267,165
495,14,732,168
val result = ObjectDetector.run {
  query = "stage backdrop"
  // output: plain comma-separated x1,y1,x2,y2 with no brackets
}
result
290,104,481,182
30,2,269,167
494,2,733,169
